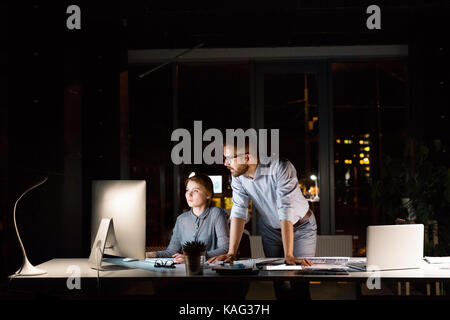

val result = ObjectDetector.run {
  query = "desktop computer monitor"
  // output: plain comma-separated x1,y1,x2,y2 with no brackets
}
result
89,180,146,269
208,175,222,194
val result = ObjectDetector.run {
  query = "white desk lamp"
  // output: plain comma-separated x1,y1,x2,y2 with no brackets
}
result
308,174,320,202
13,176,48,276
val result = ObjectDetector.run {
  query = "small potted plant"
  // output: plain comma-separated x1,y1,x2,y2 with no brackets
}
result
182,240,207,275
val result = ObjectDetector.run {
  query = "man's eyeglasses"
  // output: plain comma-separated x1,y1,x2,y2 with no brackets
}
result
154,260,176,268
223,153,248,163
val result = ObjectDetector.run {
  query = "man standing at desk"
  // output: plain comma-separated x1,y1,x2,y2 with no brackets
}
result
209,141,317,266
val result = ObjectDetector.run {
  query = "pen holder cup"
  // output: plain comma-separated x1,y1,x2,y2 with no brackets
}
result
184,254,205,275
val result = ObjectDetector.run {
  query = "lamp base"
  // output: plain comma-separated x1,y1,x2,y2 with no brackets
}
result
15,257,47,276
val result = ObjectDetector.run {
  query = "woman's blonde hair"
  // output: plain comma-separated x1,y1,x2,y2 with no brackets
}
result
185,173,214,205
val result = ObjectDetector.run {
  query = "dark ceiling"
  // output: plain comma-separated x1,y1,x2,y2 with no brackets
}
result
121,1,449,49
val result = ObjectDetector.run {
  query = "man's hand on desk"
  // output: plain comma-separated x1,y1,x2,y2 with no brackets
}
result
172,253,185,264
207,252,236,264
285,255,313,266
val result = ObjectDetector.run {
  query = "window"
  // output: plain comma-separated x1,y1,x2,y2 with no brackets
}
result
332,61,408,255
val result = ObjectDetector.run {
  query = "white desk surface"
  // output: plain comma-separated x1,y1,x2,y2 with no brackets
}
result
10,258,450,280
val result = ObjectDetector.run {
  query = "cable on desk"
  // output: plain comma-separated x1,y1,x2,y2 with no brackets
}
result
8,272,18,286
8,263,25,286
95,240,102,295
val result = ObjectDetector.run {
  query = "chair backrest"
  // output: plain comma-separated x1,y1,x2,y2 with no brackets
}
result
246,234,353,258
249,235,266,258
316,235,353,257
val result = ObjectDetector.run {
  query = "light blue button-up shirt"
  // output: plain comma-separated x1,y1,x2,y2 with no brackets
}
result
230,158,310,229
156,206,229,259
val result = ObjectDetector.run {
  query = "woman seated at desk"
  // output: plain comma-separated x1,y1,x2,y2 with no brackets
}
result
146,173,229,263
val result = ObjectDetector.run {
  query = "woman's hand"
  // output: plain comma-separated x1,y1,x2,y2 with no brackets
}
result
172,253,185,264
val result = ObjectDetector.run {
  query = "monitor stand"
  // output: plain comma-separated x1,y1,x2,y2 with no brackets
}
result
88,218,118,270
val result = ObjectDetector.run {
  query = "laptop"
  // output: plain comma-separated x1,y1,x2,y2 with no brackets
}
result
348,224,424,271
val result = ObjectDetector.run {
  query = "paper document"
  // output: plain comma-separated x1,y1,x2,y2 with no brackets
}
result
349,257,367,263
304,264,350,270
261,264,303,271
144,258,174,263
424,257,450,264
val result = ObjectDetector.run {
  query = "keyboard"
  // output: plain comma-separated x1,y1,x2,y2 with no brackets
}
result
304,257,350,265
297,268,349,275
346,262,366,271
